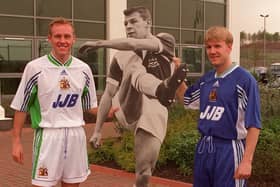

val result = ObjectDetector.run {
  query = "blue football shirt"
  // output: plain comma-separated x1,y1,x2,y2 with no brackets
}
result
184,65,261,140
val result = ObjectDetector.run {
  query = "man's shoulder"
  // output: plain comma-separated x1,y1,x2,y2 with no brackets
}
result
26,55,48,68
233,66,256,81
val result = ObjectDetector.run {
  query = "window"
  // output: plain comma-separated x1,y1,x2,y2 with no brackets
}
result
0,78,21,95
181,0,204,29
74,22,106,39
38,40,51,57
0,78,21,117
182,47,203,73
36,19,52,37
0,39,32,73
74,0,106,21
155,0,180,27
0,17,33,36
181,30,204,44
0,0,33,15
205,1,226,28
36,0,71,18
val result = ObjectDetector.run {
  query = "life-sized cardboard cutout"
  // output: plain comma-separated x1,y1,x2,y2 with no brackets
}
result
79,6,187,187
79,32,187,142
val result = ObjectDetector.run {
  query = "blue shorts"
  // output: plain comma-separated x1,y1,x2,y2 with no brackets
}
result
193,136,246,187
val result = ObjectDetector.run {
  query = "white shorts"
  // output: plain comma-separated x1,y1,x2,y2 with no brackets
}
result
31,127,90,187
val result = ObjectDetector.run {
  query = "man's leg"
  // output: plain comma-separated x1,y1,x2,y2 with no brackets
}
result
62,127,90,185
128,62,188,107
134,128,161,187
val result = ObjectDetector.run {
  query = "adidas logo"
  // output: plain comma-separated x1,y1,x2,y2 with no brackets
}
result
61,70,68,75
213,80,219,87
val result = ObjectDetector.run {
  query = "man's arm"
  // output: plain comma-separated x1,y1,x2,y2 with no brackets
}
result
87,107,98,116
172,57,188,104
176,82,187,104
90,83,119,148
234,127,260,179
12,111,27,164
79,37,160,54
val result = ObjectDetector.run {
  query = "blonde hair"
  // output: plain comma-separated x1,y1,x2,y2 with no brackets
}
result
205,26,233,45
48,17,75,36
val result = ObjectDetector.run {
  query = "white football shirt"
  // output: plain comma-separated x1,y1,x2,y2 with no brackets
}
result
11,54,98,128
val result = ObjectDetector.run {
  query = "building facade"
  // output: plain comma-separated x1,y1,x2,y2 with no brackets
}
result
0,0,239,116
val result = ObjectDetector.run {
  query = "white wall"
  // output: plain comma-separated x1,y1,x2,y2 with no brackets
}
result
106,0,127,72
227,0,240,64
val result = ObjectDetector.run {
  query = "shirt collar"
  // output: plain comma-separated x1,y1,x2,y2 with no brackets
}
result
48,53,72,67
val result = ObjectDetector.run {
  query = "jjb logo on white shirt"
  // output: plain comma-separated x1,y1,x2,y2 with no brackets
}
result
200,105,225,121
52,94,79,108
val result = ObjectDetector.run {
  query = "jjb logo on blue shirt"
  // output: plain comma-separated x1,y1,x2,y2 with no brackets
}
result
53,94,79,108
200,105,225,121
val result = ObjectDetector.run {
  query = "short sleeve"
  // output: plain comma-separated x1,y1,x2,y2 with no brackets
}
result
82,65,98,110
242,77,261,129
10,63,41,112
106,57,123,87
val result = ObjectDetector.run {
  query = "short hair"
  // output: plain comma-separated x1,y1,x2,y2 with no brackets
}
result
205,26,233,45
48,17,75,36
123,6,151,21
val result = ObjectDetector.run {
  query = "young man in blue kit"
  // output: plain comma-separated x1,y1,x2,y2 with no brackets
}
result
177,26,261,187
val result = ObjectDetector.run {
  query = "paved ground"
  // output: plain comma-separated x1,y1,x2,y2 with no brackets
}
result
0,123,192,187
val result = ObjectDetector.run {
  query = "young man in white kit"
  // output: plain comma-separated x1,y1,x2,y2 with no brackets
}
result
11,17,100,187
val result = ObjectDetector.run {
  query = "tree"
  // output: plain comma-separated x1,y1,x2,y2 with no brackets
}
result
272,32,280,42
252,33,257,42
240,31,247,45
257,30,263,41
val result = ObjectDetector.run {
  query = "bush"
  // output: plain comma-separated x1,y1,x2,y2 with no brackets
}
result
249,118,280,186
259,85,280,117
88,128,136,172
157,105,199,175
161,130,199,175
113,131,135,172
88,138,115,163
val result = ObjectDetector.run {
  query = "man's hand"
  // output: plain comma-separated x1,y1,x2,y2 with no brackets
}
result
107,107,119,119
79,41,100,55
173,57,181,69
234,161,252,179
89,132,102,149
12,141,24,164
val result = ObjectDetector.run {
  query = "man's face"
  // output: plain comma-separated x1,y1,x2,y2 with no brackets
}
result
124,12,150,39
48,23,75,60
206,40,232,68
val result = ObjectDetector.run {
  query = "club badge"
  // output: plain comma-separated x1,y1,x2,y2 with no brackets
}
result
59,77,70,90
38,166,48,177
209,88,217,102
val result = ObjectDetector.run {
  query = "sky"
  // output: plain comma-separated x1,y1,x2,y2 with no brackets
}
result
237,0,280,34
